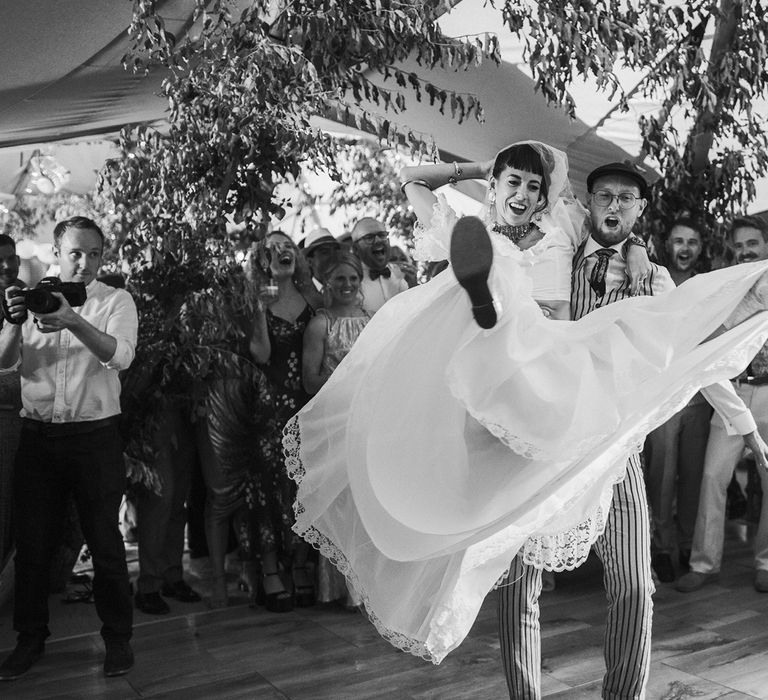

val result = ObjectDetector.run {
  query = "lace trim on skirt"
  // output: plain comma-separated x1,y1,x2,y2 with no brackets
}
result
283,415,437,663
281,328,768,658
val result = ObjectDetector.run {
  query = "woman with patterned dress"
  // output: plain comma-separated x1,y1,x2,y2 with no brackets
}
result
284,142,768,662
249,230,318,611
302,252,370,606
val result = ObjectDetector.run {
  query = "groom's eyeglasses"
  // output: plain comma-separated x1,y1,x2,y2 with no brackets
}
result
359,231,388,245
591,190,640,209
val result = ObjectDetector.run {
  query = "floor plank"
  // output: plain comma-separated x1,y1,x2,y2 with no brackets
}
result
2,522,768,698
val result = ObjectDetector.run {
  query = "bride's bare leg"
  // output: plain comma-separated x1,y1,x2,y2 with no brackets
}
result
451,216,497,329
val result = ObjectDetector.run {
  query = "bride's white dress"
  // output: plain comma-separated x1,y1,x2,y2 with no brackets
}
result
283,195,768,663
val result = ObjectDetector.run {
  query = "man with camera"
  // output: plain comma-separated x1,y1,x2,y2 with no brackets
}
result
0,216,138,681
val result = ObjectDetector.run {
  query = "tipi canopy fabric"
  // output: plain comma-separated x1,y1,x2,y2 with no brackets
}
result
0,0,652,202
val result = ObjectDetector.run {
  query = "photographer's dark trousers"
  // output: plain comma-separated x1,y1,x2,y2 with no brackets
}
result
12,419,132,643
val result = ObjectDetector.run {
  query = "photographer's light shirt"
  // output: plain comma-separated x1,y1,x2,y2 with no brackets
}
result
10,280,137,423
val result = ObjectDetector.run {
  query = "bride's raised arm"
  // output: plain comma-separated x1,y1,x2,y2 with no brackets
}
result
400,160,492,228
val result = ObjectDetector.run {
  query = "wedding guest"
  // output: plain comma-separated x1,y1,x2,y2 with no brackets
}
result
302,251,369,608
134,403,202,615
351,217,409,315
0,234,25,572
664,218,705,285
677,216,768,593
388,244,418,287
302,227,340,292
645,219,712,581
249,231,317,611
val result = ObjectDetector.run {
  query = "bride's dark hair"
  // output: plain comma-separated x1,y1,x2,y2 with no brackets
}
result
492,143,553,211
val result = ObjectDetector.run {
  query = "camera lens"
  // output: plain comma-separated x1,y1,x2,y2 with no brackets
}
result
25,288,60,314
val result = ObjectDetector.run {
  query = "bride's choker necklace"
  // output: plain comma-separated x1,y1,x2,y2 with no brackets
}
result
491,222,531,243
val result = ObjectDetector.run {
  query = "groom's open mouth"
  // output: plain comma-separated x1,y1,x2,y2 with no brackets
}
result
603,215,620,228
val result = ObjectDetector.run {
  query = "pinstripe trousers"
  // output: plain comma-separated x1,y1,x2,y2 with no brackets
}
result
498,454,655,699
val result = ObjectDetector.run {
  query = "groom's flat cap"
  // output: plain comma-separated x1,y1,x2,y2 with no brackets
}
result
587,162,650,199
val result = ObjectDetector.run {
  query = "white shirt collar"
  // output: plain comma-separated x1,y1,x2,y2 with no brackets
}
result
583,236,625,260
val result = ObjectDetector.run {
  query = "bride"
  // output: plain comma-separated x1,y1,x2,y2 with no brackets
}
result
283,141,768,663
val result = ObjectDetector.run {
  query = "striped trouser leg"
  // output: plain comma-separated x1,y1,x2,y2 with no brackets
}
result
497,553,543,699
592,452,655,699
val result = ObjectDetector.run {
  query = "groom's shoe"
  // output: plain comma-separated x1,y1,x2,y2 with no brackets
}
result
450,216,497,329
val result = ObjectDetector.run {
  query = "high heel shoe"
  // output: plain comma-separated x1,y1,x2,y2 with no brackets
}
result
257,572,294,613
292,565,316,608
450,216,497,329
239,561,260,608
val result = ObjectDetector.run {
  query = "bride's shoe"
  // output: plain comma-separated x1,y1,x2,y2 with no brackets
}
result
450,216,497,329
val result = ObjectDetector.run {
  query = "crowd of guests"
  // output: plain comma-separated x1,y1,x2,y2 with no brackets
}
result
1,204,768,684
646,215,768,592
0,212,420,681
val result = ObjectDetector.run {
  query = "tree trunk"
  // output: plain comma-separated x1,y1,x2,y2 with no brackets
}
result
689,0,740,175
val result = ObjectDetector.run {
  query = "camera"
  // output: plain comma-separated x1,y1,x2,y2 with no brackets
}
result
19,277,87,314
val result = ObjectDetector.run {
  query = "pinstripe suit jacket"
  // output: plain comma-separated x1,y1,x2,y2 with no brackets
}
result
571,236,673,320
571,235,756,435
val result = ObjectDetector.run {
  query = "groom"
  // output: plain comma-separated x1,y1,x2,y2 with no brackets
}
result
495,162,768,699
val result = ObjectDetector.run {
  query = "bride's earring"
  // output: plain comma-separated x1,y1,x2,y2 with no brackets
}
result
483,182,497,227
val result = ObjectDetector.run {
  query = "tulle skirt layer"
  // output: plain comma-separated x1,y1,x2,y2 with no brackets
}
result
284,258,768,663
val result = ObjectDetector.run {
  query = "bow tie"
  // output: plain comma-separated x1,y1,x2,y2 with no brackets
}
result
588,248,616,297
369,266,391,280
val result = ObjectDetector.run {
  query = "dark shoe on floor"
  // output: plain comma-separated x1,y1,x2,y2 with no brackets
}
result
103,640,134,677
675,571,719,593
258,572,294,613
450,216,497,329
134,590,170,615
161,580,201,603
754,570,768,593
0,639,45,681
652,552,675,583
678,549,691,571
292,566,316,608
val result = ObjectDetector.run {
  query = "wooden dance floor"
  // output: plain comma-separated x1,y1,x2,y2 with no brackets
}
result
2,520,768,699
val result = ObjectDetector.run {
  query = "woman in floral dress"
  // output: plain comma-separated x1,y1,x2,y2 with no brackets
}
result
249,231,319,611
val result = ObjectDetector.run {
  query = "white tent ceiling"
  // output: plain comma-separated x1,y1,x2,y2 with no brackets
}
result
0,0,764,214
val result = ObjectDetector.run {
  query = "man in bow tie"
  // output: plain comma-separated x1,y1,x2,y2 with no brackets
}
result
498,162,768,699
351,217,409,315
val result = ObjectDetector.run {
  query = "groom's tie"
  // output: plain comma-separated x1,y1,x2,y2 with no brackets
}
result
589,248,616,297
